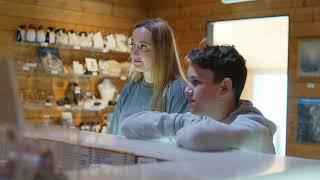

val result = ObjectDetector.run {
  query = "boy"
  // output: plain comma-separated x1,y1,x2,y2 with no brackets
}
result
121,45,276,154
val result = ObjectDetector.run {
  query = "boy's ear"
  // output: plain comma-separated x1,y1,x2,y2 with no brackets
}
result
219,78,233,96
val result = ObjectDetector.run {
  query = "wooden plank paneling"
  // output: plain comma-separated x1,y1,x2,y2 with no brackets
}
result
0,0,146,126
1,0,319,159
0,1,136,29
149,0,320,159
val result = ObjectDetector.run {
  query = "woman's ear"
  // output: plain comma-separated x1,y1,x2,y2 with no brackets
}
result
219,78,233,96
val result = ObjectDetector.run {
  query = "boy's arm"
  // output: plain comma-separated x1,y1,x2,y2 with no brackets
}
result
121,112,200,139
176,115,275,153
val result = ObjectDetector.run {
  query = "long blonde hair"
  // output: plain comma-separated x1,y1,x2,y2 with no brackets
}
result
130,18,186,111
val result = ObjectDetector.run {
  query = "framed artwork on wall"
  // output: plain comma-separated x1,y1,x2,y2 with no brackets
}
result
297,98,320,143
298,38,320,77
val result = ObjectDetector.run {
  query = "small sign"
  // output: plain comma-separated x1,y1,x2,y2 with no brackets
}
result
40,42,48,47
120,75,127,80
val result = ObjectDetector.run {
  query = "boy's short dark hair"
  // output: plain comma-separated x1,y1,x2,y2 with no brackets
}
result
187,45,247,103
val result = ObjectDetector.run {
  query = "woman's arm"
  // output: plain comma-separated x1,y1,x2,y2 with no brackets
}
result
121,112,201,139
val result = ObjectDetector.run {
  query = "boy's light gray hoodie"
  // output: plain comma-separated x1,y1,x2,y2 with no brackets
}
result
121,100,276,154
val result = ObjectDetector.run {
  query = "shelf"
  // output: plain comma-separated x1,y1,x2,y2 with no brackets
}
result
23,102,115,112
16,70,128,81
16,41,130,55
15,40,126,125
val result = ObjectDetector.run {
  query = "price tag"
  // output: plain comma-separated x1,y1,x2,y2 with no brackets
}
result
307,83,315,89
45,102,52,107
102,48,108,53
64,104,71,109
75,87,81,94
40,42,48,47
120,75,127,80
28,62,38,68
85,91,92,97
22,64,30,71
73,45,81,50
51,70,58,74
137,157,157,164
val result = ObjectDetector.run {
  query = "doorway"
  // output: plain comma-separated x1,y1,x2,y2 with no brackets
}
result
207,16,289,155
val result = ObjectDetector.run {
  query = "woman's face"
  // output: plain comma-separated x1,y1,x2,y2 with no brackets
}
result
130,27,153,73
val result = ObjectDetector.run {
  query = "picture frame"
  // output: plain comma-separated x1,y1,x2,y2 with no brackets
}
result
298,38,320,77
85,58,99,72
37,47,64,74
297,98,320,143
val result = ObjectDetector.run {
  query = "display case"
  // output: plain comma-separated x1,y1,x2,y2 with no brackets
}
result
14,42,131,130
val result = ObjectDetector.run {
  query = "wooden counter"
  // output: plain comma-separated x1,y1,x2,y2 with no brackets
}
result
22,125,320,179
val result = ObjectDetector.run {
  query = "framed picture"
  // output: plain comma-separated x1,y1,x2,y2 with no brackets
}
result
298,38,320,77
37,47,64,74
297,98,320,143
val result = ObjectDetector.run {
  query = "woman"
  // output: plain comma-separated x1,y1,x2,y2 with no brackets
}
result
108,18,189,135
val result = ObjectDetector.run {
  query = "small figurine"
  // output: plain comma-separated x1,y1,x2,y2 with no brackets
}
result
46,27,55,44
98,79,116,104
26,24,37,42
86,32,94,47
68,30,80,47
65,82,79,105
36,25,46,43
104,34,116,52
55,28,68,45
72,61,84,75
93,31,104,49
16,25,27,42
115,33,129,52
85,58,98,72
79,32,87,47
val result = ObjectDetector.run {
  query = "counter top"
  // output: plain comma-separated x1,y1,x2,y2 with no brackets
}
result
23,125,320,179
23,125,230,161
67,151,320,180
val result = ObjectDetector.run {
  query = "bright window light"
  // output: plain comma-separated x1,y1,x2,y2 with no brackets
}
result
222,0,255,4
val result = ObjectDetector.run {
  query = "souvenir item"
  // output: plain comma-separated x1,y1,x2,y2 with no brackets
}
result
85,58,98,72
36,25,46,43
55,29,68,45
93,31,104,49
64,82,80,105
86,32,94,47
68,30,80,47
104,34,116,52
16,25,26,42
79,32,87,47
101,125,107,133
121,62,132,78
46,27,55,44
83,99,107,111
98,60,121,77
37,47,64,74
72,61,84,75
61,112,74,128
98,79,116,104
115,33,129,52
26,24,37,42
92,124,102,133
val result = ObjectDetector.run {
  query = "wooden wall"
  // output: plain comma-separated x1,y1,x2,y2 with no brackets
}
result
0,0,148,59
149,0,320,159
1,0,319,159
0,0,148,124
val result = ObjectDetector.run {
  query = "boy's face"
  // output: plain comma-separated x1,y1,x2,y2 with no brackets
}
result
184,63,220,116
